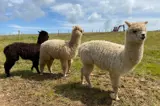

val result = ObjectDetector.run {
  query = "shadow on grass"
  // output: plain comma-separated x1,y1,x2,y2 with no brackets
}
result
0,70,63,81
55,82,113,106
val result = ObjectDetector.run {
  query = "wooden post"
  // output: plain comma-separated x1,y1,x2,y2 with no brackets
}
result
18,30,20,41
58,30,59,35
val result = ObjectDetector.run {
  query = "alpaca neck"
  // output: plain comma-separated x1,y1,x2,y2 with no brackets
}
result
37,39,47,45
124,41,144,70
37,41,41,44
69,32,82,48
37,39,42,44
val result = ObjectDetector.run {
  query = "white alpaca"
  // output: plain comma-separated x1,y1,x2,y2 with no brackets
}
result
78,21,148,100
40,26,83,77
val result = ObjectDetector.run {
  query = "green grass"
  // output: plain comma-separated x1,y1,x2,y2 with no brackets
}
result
0,32,159,106
1,32,159,76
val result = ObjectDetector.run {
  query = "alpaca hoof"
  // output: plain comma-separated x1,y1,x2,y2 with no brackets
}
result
6,74,10,77
49,70,52,73
88,85,92,88
40,73,43,75
115,96,120,101
81,81,85,85
63,74,68,77
110,93,120,101
68,70,71,73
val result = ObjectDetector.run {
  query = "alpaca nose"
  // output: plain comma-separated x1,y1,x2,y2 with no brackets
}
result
141,34,145,40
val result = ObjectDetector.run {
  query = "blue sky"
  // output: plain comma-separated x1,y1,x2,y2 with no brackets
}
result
0,0,160,35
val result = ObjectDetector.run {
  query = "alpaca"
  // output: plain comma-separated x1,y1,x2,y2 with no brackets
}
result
3,30,49,77
78,21,148,100
39,26,83,77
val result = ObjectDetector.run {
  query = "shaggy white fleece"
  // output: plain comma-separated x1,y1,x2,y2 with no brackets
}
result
40,26,83,77
78,21,148,100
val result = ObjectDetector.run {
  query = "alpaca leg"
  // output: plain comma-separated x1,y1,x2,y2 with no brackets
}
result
40,53,50,75
68,59,72,73
109,72,120,100
31,61,34,71
40,59,46,75
33,60,40,74
47,59,54,73
40,63,45,75
35,65,40,74
31,65,34,71
81,68,85,85
83,64,94,88
4,60,16,77
60,59,68,77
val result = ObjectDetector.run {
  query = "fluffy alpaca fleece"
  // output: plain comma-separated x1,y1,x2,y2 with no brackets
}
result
78,21,148,100
3,31,49,77
40,26,83,77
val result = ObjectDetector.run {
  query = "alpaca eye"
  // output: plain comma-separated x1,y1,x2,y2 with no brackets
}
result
133,30,137,33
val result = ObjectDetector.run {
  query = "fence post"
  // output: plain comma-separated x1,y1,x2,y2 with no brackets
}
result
58,30,59,35
18,30,20,41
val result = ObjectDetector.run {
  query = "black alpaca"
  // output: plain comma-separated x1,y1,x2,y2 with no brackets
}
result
3,31,49,77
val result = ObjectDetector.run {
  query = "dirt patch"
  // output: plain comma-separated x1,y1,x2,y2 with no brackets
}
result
0,73,159,106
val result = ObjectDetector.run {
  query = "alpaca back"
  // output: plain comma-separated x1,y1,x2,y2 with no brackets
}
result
79,40,124,71
4,42,40,60
40,39,74,59
17,43,40,59
3,30,49,61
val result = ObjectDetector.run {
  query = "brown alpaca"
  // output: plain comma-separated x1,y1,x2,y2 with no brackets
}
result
3,31,49,77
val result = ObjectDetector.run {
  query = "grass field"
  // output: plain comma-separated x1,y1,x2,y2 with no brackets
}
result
0,32,160,106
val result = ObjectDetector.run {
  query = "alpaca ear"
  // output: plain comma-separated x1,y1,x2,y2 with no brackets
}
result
144,21,148,24
72,26,76,29
73,26,79,30
125,21,132,27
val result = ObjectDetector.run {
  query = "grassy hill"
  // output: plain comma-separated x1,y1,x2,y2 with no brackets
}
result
0,32,159,106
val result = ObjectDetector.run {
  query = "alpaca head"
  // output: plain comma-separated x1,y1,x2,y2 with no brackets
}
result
125,21,148,43
37,30,49,44
69,26,83,47
72,26,84,36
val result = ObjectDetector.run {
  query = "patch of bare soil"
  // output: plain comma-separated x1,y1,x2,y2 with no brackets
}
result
0,73,159,106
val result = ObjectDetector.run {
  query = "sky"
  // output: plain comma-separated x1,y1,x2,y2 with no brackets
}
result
0,0,160,35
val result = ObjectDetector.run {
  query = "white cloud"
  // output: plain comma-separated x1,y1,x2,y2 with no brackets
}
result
9,24,22,29
12,1,45,21
8,24,43,30
88,12,102,22
10,0,24,4
8,24,66,34
142,6,154,11
0,0,55,21
34,0,55,6
51,3,84,23
45,0,55,4
1,0,160,33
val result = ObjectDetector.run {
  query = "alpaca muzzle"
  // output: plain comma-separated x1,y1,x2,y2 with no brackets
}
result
141,34,146,40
